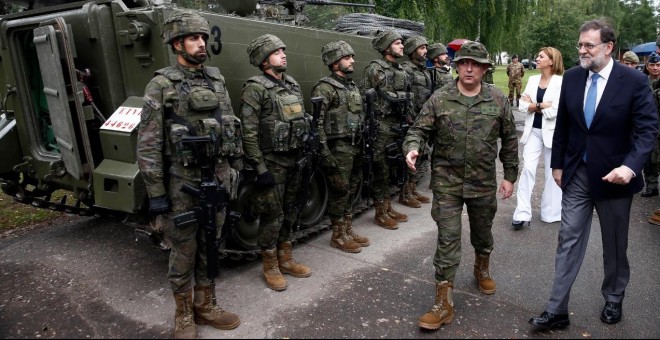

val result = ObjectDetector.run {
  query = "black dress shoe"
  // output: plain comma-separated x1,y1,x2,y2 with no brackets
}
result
529,311,570,330
600,302,622,324
512,220,530,230
641,187,659,197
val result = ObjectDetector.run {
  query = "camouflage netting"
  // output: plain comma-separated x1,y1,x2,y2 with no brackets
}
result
334,13,424,40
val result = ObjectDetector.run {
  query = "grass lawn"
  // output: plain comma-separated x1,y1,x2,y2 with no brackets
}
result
0,191,67,233
492,64,540,97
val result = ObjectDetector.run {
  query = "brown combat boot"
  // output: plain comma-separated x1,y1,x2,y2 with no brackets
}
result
474,252,496,294
418,281,454,330
262,248,287,291
374,200,398,230
649,209,660,225
344,214,370,247
411,181,431,204
173,289,197,339
386,198,408,222
277,241,312,278
399,182,422,208
193,284,240,330
330,218,361,253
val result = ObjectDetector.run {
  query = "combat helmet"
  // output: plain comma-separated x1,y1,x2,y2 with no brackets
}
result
404,36,428,55
453,41,493,66
622,51,639,64
427,43,448,59
321,40,354,66
372,29,403,53
162,9,210,45
247,34,286,67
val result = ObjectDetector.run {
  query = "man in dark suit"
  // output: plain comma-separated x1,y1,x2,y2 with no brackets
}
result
529,19,658,330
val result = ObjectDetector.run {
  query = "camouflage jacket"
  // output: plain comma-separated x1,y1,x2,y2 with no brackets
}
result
361,58,411,121
431,66,454,92
506,62,524,81
239,73,305,172
403,82,519,197
137,64,241,198
312,73,363,159
401,60,432,115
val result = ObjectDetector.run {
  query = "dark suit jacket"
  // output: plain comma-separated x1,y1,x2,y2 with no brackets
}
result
551,61,658,199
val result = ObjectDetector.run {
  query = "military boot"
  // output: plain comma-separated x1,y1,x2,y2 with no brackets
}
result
330,218,361,253
193,284,241,330
277,241,312,278
374,200,398,230
262,248,287,291
474,252,496,294
418,281,454,330
385,198,408,222
411,181,431,204
344,214,370,247
173,289,197,339
399,182,422,208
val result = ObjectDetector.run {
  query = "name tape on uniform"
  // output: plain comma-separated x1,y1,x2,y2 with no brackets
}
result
101,106,142,132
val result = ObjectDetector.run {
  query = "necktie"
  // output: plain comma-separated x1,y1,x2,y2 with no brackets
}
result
584,73,600,128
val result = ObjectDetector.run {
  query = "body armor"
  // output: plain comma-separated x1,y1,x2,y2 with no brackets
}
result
317,76,363,139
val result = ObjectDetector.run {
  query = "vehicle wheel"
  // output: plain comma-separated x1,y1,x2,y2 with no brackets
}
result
298,169,328,229
231,182,261,250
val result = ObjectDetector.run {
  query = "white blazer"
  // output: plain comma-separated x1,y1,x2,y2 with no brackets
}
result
518,74,563,148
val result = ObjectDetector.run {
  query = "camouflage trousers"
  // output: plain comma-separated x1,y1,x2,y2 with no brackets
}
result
372,120,398,201
643,138,659,189
508,79,522,101
165,176,227,294
431,192,496,282
324,138,363,220
409,142,430,182
252,158,302,249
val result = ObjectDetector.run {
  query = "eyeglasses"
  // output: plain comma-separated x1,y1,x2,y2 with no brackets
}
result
575,42,608,51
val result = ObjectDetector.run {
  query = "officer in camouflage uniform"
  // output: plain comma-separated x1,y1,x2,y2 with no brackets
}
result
642,52,660,198
403,41,519,331
136,9,241,339
361,29,411,230
239,34,312,291
428,43,454,90
400,35,432,209
506,54,525,105
312,40,370,253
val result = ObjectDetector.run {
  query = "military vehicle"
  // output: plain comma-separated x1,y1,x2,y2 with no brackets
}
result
0,0,395,259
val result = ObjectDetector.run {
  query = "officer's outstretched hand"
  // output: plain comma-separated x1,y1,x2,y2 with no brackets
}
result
406,150,419,172
149,195,171,215
498,180,514,199
255,170,276,188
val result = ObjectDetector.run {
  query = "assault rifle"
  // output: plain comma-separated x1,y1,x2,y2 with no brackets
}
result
362,88,377,204
428,66,437,95
178,136,227,280
292,96,323,229
386,86,412,188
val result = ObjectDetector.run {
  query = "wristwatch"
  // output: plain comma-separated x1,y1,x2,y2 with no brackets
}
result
536,102,541,110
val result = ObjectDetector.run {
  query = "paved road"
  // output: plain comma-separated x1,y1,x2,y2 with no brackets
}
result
1,109,659,338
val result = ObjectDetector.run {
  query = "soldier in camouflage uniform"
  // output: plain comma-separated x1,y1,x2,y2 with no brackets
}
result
136,9,241,339
361,29,411,230
620,51,639,69
400,35,432,209
428,43,454,90
312,40,370,253
239,34,312,291
650,37,660,225
403,41,519,331
507,54,525,105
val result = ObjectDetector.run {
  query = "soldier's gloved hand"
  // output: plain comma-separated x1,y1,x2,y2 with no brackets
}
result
255,171,275,188
321,154,339,173
149,195,170,215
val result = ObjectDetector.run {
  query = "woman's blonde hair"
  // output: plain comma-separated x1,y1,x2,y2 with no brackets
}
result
539,47,564,75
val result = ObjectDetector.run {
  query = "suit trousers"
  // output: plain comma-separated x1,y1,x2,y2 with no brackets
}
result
545,163,633,314
513,128,562,223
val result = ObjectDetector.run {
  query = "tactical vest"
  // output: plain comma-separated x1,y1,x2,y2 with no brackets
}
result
402,60,431,114
368,59,409,117
317,76,363,139
246,74,309,152
158,65,243,168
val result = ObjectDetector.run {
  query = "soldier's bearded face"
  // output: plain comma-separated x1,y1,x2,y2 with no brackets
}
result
456,59,488,87
177,34,207,67
414,45,427,62
438,54,449,65
388,40,404,58
267,48,287,73
337,55,354,74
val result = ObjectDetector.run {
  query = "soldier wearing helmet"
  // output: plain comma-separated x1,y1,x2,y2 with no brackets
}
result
427,43,454,89
620,51,639,69
404,41,518,331
238,34,312,291
360,29,411,230
136,9,242,338
312,40,369,254
400,35,432,209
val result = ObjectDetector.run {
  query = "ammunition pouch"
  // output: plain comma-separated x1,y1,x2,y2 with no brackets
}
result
172,210,197,229
170,124,197,167
188,87,219,111
259,117,310,152
198,117,244,158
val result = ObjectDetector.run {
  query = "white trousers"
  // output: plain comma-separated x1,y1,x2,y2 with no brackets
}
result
513,128,562,223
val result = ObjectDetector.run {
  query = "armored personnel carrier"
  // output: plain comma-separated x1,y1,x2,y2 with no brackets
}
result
0,0,417,259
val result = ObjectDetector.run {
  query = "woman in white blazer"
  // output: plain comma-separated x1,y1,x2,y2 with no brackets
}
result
512,47,564,229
